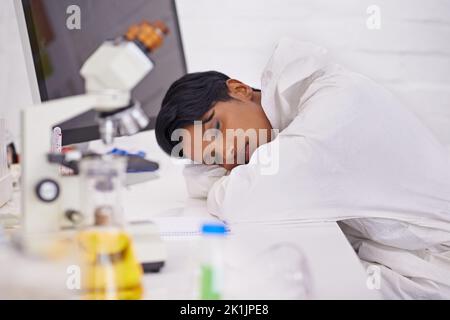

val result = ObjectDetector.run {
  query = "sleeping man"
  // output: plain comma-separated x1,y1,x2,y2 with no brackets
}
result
155,38,450,299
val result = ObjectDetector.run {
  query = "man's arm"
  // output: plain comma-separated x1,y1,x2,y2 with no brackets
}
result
205,81,364,223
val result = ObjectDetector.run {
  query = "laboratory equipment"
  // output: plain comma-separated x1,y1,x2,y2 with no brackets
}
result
79,156,127,226
0,119,13,208
199,223,227,300
19,21,168,271
15,0,187,145
77,157,143,300
104,148,159,185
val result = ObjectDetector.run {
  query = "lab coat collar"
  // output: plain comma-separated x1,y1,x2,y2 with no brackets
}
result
260,38,329,131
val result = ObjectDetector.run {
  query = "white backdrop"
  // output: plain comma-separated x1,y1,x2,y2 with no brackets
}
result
1,0,449,146
176,0,450,146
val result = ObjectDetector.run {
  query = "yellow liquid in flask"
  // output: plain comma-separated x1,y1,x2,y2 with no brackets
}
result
77,229,143,300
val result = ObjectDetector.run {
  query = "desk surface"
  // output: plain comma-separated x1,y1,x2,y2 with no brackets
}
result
89,131,380,300
0,130,381,299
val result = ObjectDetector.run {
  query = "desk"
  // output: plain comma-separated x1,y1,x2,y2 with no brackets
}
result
90,131,380,300
0,130,380,299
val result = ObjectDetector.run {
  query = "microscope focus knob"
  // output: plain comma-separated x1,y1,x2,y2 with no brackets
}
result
65,209,84,225
36,179,60,203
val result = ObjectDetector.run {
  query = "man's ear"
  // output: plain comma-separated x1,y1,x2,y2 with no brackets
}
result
226,79,253,101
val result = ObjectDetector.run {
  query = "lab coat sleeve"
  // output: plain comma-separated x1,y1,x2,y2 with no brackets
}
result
205,82,370,222
206,175,230,217
206,134,304,222
183,164,228,199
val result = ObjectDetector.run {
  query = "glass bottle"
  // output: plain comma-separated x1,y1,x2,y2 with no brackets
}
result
199,223,227,300
77,156,143,300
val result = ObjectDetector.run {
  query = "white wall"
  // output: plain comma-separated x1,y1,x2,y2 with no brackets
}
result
176,0,450,145
1,0,449,146
0,0,34,146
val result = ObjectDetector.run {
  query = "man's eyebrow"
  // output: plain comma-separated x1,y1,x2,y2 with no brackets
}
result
202,110,215,124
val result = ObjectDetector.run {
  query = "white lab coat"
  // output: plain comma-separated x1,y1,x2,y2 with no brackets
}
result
184,38,450,299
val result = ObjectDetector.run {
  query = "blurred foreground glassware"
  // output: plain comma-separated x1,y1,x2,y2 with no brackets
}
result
0,229,78,299
199,223,227,300
225,242,313,299
77,156,143,300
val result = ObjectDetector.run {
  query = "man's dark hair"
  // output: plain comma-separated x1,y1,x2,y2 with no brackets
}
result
155,71,232,156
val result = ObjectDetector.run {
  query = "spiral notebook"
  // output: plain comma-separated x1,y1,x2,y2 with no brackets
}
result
152,216,227,238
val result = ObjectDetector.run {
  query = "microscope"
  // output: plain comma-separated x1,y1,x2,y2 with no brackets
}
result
20,21,169,272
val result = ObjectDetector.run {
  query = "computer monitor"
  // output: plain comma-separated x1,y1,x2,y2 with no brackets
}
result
14,0,187,145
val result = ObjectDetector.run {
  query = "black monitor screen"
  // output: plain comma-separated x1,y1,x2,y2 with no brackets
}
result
22,0,187,145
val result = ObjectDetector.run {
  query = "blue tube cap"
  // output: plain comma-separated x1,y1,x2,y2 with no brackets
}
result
201,223,227,235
